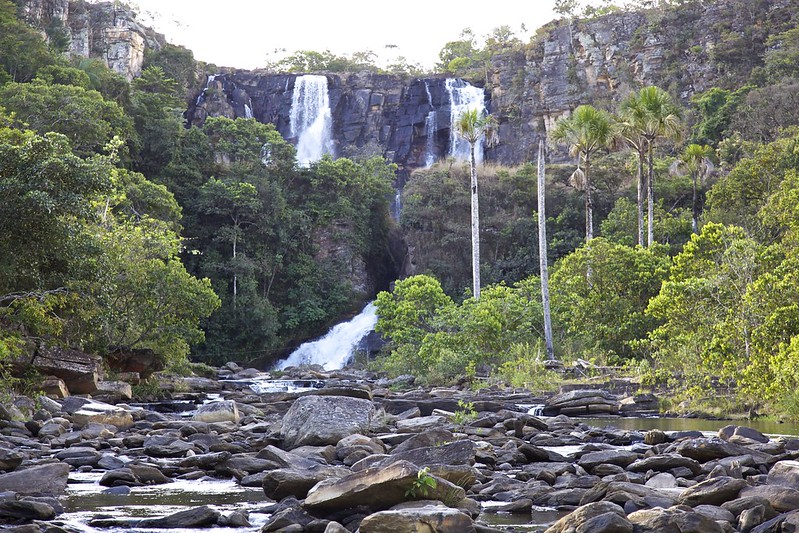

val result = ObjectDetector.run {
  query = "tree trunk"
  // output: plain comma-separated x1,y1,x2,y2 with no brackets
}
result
692,171,699,234
584,154,593,242
647,142,655,247
537,140,555,361
470,142,481,300
637,149,646,246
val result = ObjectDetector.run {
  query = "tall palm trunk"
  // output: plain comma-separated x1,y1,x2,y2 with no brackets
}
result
584,154,593,242
636,150,646,246
470,142,481,300
691,170,699,234
537,140,555,361
647,142,655,247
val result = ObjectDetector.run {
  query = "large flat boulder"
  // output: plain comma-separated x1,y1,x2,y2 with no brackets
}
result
543,390,619,416
303,460,465,512
0,463,70,495
32,345,101,394
280,395,375,449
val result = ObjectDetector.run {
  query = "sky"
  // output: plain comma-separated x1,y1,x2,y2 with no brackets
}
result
125,0,562,71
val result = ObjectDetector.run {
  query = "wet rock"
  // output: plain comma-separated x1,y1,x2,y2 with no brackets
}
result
389,428,454,454
192,400,240,424
280,395,375,448
0,463,70,495
359,504,476,532
54,448,101,467
99,465,172,487
577,449,640,472
672,438,776,465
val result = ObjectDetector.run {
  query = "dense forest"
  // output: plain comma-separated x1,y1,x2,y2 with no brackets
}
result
2,0,799,417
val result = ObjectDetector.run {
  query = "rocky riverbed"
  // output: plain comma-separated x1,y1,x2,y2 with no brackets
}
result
1,363,798,532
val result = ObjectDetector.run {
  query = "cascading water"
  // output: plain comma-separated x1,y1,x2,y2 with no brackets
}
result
195,74,217,106
274,303,377,371
446,78,487,163
289,75,335,167
424,81,437,168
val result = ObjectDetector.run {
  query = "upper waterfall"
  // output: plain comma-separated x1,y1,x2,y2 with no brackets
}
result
446,78,487,164
290,75,335,167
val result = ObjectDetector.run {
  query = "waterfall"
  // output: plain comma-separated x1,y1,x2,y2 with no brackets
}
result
195,74,217,106
244,103,253,119
446,78,487,163
423,81,437,167
424,111,437,168
289,75,334,167
275,303,377,371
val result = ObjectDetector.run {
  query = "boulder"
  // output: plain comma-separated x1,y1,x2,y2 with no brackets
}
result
739,484,799,512
544,501,628,533
40,377,69,399
68,399,134,428
672,438,776,465
395,415,448,433
0,463,70,495
192,400,240,424
303,460,465,512
359,504,476,532
627,453,701,475
384,440,476,468
105,348,163,379
389,428,454,454
31,345,101,394
95,380,133,401
280,395,375,449
137,505,219,528
578,450,640,472
767,460,799,487
262,465,348,500
0,448,24,472
543,390,619,416
0,500,56,521
678,476,748,507
627,506,725,533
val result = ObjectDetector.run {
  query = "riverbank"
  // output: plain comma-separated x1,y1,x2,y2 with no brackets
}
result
0,363,798,532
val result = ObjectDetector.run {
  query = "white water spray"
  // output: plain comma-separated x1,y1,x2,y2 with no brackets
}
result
275,303,377,371
289,75,334,167
195,74,217,106
446,78,487,163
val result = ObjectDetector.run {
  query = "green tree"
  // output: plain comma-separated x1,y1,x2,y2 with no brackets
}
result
455,108,497,299
0,80,135,156
551,105,616,243
619,86,682,246
0,0,55,82
551,238,670,361
674,144,715,234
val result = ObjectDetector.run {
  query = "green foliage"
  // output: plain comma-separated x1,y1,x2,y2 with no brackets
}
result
0,0,55,82
690,86,751,146
143,44,198,96
551,238,671,362
451,400,477,425
0,80,135,156
405,467,437,499
374,275,546,384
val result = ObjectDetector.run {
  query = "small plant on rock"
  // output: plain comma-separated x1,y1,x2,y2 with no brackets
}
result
405,466,437,498
451,399,478,426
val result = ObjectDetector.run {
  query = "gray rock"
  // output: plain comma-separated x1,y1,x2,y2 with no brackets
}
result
359,505,476,533
0,463,70,495
627,453,701,475
0,500,56,520
578,449,639,472
192,400,240,424
304,460,464,512
137,505,219,528
143,435,196,457
389,428,454,454
627,506,725,533
678,476,748,507
739,484,799,512
0,448,24,472
767,460,799,487
544,501,627,533
384,440,476,469
281,395,375,448
261,465,347,500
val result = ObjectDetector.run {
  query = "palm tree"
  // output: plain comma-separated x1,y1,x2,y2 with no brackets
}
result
673,143,715,234
551,105,615,243
455,108,497,300
621,86,682,246
617,97,649,246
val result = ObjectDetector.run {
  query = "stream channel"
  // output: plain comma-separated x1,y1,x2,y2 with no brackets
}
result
53,376,799,533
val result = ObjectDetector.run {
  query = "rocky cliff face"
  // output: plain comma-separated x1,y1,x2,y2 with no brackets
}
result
187,72,465,173
187,0,798,169
21,0,165,80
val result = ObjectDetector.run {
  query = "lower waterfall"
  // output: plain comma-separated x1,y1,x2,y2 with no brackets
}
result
274,302,378,371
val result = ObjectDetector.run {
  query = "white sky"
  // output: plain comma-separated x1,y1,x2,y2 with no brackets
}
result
126,0,562,71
